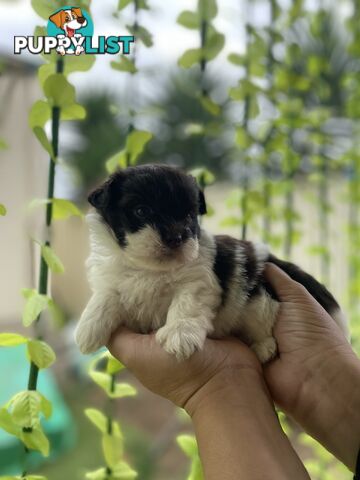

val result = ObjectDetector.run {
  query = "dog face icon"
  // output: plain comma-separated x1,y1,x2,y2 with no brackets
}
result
49,8,87,38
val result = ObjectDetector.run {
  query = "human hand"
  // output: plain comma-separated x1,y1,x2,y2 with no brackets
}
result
263,263,360,470
107,328,262,416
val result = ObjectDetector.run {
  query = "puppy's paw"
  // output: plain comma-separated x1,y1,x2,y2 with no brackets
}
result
251,337,277,364
75,322,108,354
156,323,206,361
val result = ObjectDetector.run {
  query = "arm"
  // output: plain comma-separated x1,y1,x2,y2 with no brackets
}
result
264,263,360,471
108,330,310,480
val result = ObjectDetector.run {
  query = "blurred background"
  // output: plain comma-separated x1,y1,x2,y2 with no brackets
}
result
0,0,359,478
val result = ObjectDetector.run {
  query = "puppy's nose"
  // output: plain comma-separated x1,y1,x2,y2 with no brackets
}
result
165,228,190,249
77,16,86,24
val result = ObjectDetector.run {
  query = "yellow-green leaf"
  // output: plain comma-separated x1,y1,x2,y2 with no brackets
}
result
89,370,112,393
105,149,127,173
106,355,125,375
41,245,64,274
110,382,137,399
52,198,83,220
27,339,56,369
85,408,108,433
177,10,200,29
38,392,52,419
112,462,138,479
20,426,50,456
33,127,55,160
10,391,42,429
111,56,137,74
177,434,198,457
22,291,49,327
0,204,6,216
44,74,76,108
29,100,51,129
61,103,86,121
102,433,123,468
85,468,107,480
0,333,28,346
118,0,132,10
126,130,153,164
200,96,220,116
0,408,19,436
178,48,202,69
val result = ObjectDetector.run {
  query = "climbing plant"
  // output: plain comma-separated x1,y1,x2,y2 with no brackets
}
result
0,1,94,478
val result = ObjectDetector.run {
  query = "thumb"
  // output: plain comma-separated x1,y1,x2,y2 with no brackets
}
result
264,262,304,301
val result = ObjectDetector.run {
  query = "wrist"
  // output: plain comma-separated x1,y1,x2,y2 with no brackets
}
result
184,365,265,418
295,348,360,471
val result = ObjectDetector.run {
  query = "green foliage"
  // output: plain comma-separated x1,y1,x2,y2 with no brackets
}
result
177,435,203,480
106,130,153,173
41,245,65,274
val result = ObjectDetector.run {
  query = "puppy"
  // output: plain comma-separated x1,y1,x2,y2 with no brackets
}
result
49,8,87,56
75,165,348,362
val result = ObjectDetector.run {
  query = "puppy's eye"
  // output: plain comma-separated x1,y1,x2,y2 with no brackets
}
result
134,206,151,219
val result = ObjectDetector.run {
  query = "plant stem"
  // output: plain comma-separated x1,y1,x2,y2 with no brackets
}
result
241,20,250,241
27,57,63,391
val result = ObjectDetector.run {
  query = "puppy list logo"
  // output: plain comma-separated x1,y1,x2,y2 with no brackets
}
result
14,6,134,56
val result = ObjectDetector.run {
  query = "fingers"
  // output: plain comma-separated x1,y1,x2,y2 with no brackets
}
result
264,263,306,301
107,326,146,367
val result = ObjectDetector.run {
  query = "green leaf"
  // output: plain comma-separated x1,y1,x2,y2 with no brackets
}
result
0,139,8,150
127,25,153,47
102,433,123,468
44,74,76,108
112,462,138,479
85,408,108,433
89,370,112,393
85,469,107,480
110,382,137,399
198,0,217,20
177,434,198,457
106,149,127,173
106,355,125,375
33,127,54,160
0,408,19,436
10,391,42,428
41,245,65,274
48,299,65,327
200,95,220,116
38,392,52,419
0,333,28,346
52,198,83,220
126,130,153,164
22,290,49,327
61,104,86,121
203,28,225,61
20,426,50,456
111,56,138,74
0,204,6,216
190,168,215,187
228,53,245,66
118,0,132,10
27,339,56,369
235,128,252,148
64,54,96,75
178,49,202,69
29,100,51,129
177,11,200,29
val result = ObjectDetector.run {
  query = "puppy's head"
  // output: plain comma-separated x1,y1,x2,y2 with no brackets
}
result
49,8,87,34
88,165,207,270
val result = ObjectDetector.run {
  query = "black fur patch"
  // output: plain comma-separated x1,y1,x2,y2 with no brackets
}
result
266,254,339,313
213,235,237,304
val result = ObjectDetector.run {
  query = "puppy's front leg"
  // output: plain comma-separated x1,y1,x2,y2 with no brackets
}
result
156,289,216,361
75,292,121,354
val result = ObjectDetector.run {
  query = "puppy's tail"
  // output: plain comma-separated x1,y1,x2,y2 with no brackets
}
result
266,254,350,340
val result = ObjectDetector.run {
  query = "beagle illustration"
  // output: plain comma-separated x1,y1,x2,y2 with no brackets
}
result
49,8,87,56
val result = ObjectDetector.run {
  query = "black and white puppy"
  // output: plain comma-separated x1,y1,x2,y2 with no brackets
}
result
75,164,348,362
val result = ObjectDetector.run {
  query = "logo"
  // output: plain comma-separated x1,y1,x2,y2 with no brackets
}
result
14,6,134,56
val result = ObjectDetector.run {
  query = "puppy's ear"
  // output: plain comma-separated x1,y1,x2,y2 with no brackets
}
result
88,186,108,209
49,10,65,28
198,189,207,215
72,7,83,18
